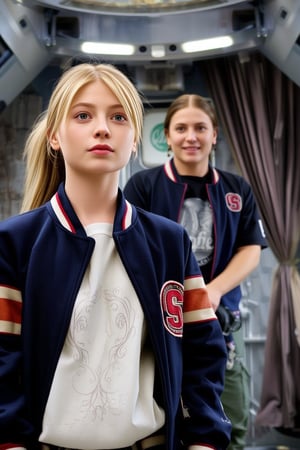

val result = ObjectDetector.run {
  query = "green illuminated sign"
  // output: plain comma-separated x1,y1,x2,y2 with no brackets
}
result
150,123,168,153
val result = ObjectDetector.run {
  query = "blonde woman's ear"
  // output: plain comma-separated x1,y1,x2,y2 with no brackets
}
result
48,134,60,150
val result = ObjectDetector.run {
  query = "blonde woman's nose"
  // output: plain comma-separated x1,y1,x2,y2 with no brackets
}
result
94,117,111,138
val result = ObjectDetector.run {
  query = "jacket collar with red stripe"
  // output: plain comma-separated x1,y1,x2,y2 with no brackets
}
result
164,158,220,185
48,182,135,236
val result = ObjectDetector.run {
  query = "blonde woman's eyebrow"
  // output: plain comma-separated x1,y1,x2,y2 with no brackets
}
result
71,102,124,111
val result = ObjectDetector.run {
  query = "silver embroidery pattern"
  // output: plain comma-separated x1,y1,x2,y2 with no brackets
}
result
67,287,136,422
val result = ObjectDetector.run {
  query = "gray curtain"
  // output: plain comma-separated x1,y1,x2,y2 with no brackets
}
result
202,52,300,429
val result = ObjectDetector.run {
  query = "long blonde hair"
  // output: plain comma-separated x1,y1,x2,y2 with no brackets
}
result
21,63,144,212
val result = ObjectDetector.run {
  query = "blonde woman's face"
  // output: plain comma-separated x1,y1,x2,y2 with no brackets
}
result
49,80,136,179
165,106,217,173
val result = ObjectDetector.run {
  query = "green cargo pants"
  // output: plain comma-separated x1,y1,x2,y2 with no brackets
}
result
221,328,250,450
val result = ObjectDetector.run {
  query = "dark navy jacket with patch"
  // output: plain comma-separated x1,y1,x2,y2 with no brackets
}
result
124,158,267,312
0,183,231,450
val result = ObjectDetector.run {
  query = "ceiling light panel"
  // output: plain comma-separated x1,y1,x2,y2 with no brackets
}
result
23,0,252,15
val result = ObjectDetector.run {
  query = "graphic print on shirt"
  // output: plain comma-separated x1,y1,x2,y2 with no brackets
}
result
180,197,214,267
40,224,164,447
67,286,138,418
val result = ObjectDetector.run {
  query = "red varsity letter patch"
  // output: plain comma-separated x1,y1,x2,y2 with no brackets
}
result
160,281,184,337
225,193,242,212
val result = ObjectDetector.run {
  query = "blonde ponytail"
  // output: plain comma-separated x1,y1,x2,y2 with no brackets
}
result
20,113,64,212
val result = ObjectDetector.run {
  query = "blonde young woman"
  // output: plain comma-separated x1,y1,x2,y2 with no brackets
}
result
0,64,231,450
125,94,267,450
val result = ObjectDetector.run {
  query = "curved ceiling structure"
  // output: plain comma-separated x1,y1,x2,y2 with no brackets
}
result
20,0,263,63
0,0,299,109
23,0,253,15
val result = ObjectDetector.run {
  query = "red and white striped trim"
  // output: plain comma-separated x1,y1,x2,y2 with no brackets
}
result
0,285,22,335
122,200,133,230
183,276,216,323
164,159,177,182
50,193,76,233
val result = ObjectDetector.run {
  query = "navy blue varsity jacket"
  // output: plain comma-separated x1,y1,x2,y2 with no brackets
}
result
0,183,231,450
124,158,267,312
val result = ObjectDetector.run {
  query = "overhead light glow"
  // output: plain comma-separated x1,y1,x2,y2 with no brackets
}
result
181,36,234,53
151,45,166,58
81,42,135,56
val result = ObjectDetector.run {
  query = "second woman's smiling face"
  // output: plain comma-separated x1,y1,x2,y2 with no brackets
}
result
50,79,136,179
165,106,217,173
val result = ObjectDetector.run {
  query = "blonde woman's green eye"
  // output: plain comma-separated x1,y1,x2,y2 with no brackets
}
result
113,114,127,122
76,112,89,120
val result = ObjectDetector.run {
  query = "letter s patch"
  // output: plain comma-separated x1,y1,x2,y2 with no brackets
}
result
160,281,184,337
225,193,242,212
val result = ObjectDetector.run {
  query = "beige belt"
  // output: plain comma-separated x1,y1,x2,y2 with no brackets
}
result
40,434,165,450
41,445,138,450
